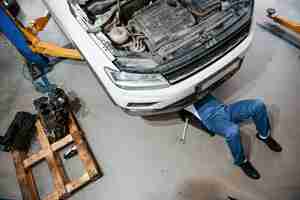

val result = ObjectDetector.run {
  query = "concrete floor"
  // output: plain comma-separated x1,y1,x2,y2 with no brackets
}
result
1,0,300,199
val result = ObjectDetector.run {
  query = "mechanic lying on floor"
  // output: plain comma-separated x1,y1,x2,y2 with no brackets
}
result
184,94,282,179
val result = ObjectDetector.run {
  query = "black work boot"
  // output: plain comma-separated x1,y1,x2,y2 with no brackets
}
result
239,161,261,179
256,134,282,152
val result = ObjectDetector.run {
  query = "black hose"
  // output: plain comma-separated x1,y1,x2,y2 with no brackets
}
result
87,0,117,15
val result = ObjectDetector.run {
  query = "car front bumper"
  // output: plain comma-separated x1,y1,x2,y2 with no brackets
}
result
43,0,254,116
123,58,244,116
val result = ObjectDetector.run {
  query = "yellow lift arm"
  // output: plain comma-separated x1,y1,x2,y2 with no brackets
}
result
267,8,300,35
7,7,83,60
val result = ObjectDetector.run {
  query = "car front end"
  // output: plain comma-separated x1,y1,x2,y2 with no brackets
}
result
43,0,255,116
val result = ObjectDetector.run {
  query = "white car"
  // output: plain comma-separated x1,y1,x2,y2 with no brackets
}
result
43,0,254,116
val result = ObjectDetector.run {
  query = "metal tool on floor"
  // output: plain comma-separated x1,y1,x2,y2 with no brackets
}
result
63,145,78,160
179,118,189,144
178,109,216,140
257,8,300,49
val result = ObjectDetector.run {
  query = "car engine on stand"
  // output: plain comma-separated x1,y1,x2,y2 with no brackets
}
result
33,88,71,143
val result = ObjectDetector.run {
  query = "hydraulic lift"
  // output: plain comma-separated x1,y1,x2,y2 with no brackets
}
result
16,13,83,60
0,1,83,92
257,8,300,49
266,8,300,35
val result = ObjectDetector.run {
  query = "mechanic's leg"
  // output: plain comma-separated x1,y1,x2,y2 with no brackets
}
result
227,99,271,139
203,117,246,165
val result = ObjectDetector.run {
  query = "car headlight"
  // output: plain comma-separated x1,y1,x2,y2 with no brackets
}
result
105,68,169,90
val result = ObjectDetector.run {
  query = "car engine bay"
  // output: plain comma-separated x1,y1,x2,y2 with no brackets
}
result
68,0,253,79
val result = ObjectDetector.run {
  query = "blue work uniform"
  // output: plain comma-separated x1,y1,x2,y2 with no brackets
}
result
192,94,270,165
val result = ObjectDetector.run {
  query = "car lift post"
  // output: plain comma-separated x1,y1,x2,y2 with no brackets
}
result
266,8,300,35
19,13,83,60
0,2,83,93
257,8,300,50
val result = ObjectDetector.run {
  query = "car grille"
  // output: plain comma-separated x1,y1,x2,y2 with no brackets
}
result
162,19,252,84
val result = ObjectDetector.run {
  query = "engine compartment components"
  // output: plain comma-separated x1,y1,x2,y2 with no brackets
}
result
184,0,221,17
69,0,253,72
108,26,129,44
127,0,196,54
33,88,71,143
128,34,146,52
86,0,119,15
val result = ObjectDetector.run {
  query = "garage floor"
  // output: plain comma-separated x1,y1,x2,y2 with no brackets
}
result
1,0,300,199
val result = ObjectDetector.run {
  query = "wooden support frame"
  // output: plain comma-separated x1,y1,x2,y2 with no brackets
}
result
11,113,102,200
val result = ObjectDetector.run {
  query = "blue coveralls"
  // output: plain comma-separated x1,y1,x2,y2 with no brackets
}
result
0,4,52,92
194,95,271,165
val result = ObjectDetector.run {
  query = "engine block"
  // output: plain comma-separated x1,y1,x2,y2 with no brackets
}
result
128,0,196,53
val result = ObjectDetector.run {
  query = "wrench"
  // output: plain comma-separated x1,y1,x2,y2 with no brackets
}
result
179,117,189,144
